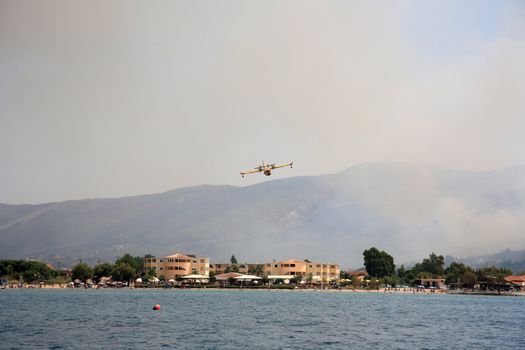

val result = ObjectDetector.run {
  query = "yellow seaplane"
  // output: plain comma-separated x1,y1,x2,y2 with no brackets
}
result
240,161,293,178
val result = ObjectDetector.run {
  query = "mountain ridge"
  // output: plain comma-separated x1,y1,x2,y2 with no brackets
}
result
1,163,525,268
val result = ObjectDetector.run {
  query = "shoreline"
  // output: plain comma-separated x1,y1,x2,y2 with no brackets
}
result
3,284,523,296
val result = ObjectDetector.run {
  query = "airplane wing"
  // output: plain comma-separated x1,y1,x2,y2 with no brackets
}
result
271,162,293,169
240,168,262,176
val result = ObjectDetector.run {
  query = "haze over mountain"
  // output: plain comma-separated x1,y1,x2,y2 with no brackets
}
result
445,249,525,274
1,163,525,268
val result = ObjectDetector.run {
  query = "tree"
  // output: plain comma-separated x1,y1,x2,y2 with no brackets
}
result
248,264,264,276
399,266,419,286
111,263,135,282
363,247,395,277
224,265,239,273
476,266,512,284
397,265,406,278
419,253,445,276
209,271,218,283
306,273,313,284
230,255,238,264
445,262,472,285
115,254,143,276
93,263,114,283
383,275,400,287
340,271,351,280
462,270,477,285
71,263,93,282
145,268,157,280
0,260,57,282
291,273,304,284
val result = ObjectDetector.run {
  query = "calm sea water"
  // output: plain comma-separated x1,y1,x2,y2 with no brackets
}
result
1,289,524,349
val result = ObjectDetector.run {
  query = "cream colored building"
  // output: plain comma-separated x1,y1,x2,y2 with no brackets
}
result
264,259,340,282
210,259,340,282
144,253,210,280
209,263,264,275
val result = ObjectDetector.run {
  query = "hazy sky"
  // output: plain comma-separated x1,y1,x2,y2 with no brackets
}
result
1,0,524,204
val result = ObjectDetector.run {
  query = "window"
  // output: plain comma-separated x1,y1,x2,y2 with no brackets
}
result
290,264,295,267
275,265,278,268
160,267,163,270
160,259,164,263
266,264,271,267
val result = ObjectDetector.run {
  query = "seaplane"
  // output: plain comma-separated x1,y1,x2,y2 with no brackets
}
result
240,161,293,178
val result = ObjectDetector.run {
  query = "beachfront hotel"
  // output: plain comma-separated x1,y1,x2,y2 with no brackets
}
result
210,259,340,282
145,254,339,282
144,253,210,280
265,259,340,282
209,263,264,275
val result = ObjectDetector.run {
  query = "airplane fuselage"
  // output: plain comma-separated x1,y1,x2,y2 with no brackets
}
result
240,160,292,178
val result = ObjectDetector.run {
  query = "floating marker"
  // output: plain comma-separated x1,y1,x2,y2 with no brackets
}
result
153,304,160,310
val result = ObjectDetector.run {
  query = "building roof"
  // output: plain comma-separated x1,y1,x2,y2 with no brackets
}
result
165,253,194,259
234,274,262,280
215,272,243,280
268,275,295,279
347,270,366,276
182,274,209,279
277,259,339,266
279,259,308,264
504,275,525,285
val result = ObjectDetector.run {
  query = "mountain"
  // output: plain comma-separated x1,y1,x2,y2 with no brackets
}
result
1,163,525,268
445,249,525,275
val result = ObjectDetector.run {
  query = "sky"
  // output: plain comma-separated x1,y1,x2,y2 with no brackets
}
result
1,0,524,204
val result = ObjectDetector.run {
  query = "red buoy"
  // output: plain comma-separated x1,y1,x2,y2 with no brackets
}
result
153,304,160,310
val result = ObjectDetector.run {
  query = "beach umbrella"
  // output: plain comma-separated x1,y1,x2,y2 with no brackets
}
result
233,275,262,281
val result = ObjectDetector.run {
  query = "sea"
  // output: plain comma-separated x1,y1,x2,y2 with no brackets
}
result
1,289,523,349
